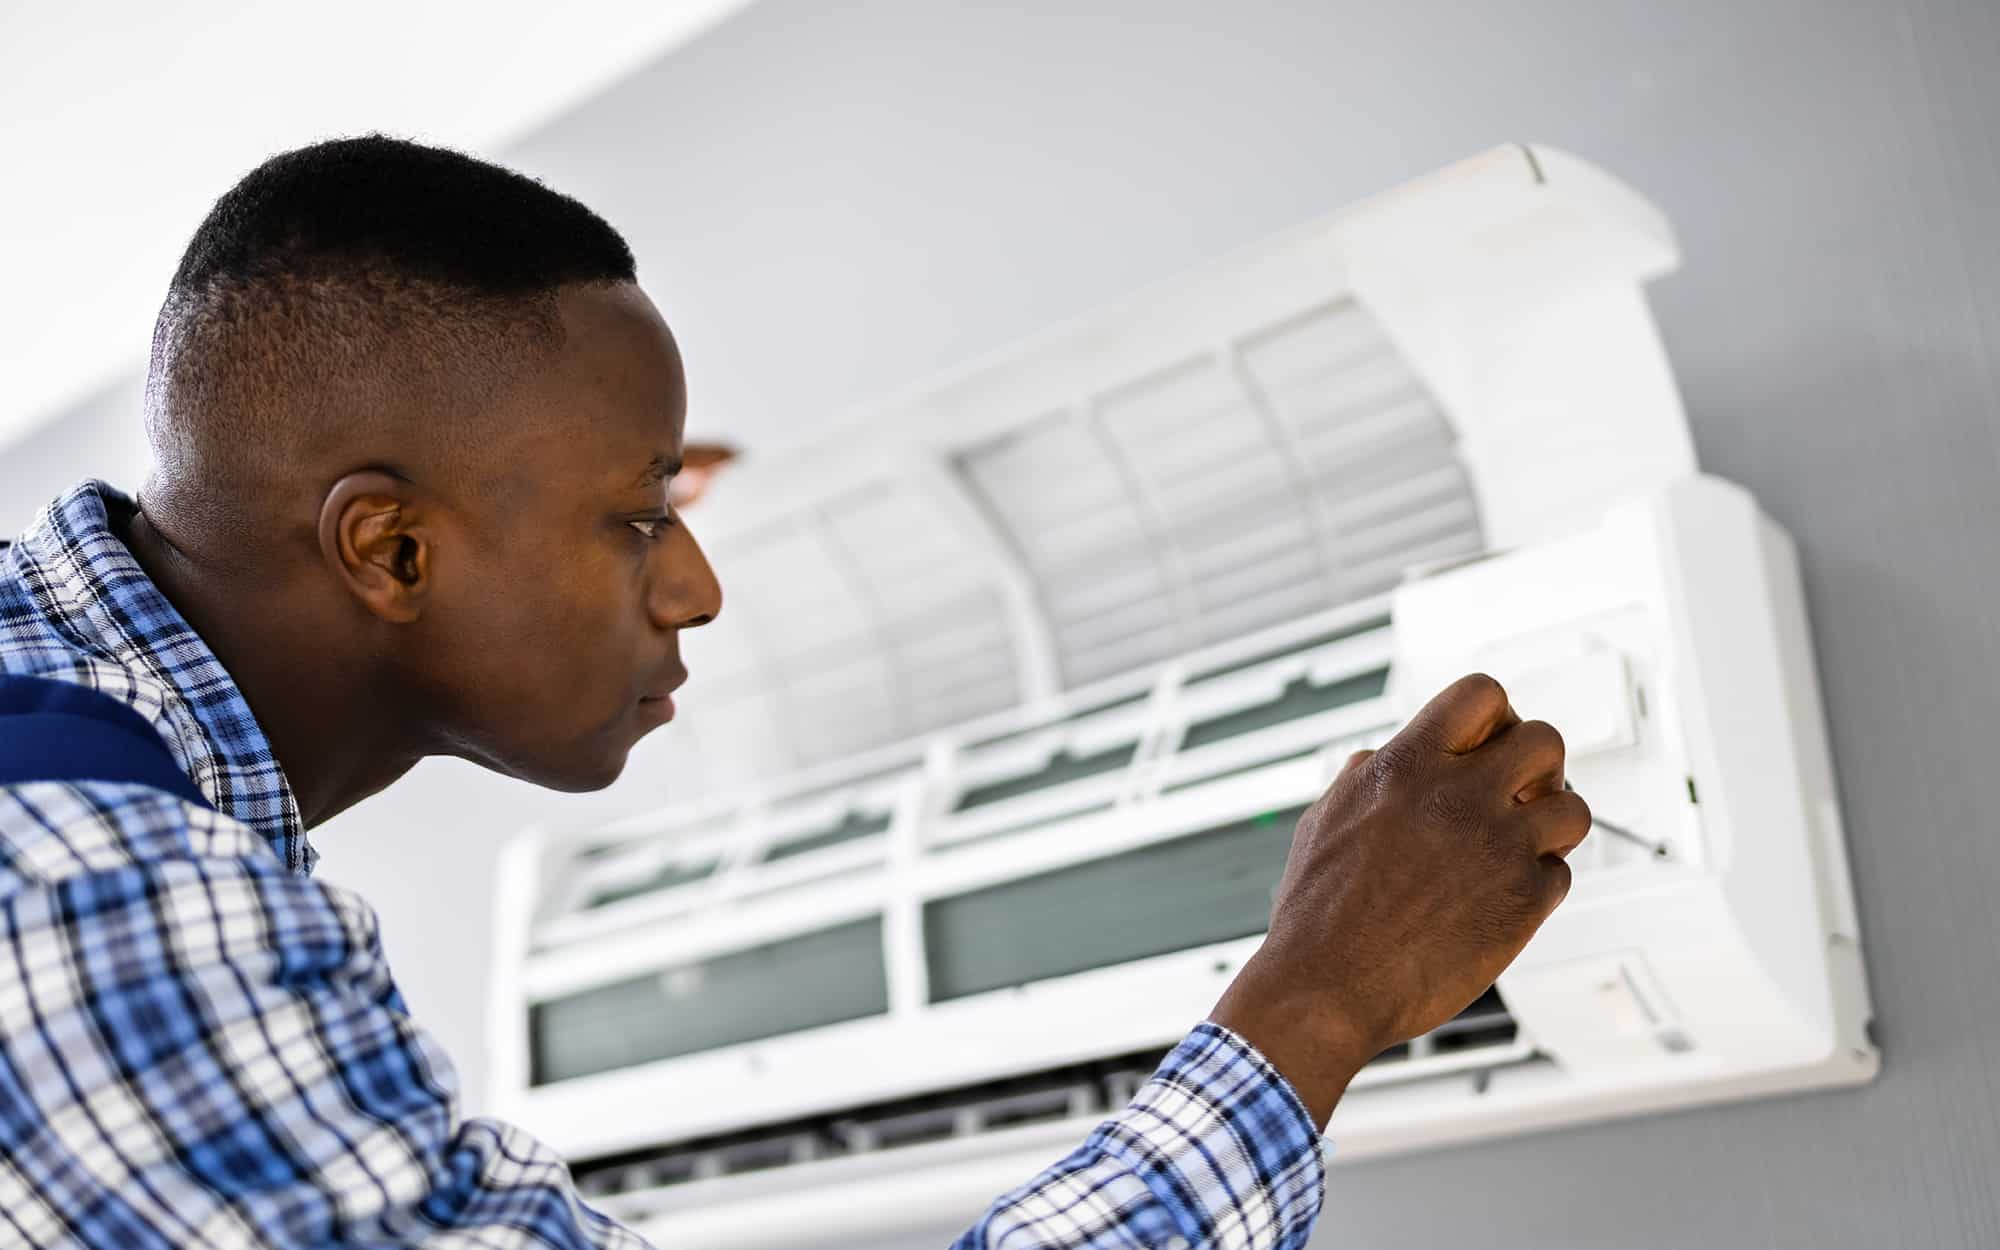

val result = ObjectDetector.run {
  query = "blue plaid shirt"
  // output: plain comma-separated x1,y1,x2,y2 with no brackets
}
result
0,481,1327,1249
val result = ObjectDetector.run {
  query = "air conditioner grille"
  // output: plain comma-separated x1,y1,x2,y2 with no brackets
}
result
1179,668,1389,753
583,858,719,912
953,742,1138,813
683,483,1022,775
958,297,1480,690
762,810,893,863
924,805,1309,1002
530,919,888,1086
569,993,1526,1207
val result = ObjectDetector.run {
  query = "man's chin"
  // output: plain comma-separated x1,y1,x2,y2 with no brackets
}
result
539,751,632,794
471,742,633,795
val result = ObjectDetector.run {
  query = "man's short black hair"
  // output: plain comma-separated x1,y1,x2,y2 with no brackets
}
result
167,135,635,304
145,135,640,527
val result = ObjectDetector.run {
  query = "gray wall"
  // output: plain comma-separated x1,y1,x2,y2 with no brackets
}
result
8,1,1996,1244
502,2,2000,1245
0,372,147,535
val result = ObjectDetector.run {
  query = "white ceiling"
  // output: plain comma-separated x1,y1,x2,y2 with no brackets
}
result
0,0,757,450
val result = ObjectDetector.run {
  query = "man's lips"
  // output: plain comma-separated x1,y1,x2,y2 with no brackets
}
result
640,669,689,706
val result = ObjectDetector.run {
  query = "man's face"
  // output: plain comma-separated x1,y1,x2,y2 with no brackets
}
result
413,282,723,790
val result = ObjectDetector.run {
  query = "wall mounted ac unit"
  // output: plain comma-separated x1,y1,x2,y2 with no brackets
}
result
486,146,1876,1250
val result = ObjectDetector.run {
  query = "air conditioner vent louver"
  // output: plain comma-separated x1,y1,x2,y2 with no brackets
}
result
682,483,1021,777
952,742,1137,812
925,804,1309,1002
761,809,893,863
529,918,889,1086
954,297,1481,692
570,992,1525,1208
1179,667,1389,753
582,858,719,911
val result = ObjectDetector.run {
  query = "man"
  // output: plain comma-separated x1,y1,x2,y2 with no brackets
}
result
0,137,1588,1248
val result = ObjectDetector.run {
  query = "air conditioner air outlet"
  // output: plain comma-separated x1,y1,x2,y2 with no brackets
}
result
571,993,1525,1206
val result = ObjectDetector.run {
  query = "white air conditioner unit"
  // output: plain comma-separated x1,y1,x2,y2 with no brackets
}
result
486,146,1875,1250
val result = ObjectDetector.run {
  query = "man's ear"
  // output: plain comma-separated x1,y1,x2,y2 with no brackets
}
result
317,470,431,624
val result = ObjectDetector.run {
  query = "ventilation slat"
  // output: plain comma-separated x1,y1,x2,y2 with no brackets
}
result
1236,300,1391,387
1013,501,1151,570
1052,592,1180,658
1174,507,1316,583
1190,545,1324,617
1194,582,1337,647
1343,529,1485,596
1062,623,1179,686
1042,557,1172,628
1292,396,1452,473
908,674,1023,732
1268,352,1428,433
1341,498,1482,565
1151,444,1296,518
903,649,1016,709
1321,461,1473,526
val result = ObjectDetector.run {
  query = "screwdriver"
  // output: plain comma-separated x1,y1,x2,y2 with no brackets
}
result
1563,781,1673,860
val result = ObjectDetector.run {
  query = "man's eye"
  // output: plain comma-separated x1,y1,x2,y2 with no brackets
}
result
628,514,674,541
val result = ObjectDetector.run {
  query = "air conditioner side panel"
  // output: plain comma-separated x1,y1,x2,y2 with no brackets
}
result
1651,478,1875,1068
1388,476,1877,1086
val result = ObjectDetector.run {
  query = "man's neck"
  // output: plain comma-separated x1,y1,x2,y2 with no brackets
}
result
122,505,425,828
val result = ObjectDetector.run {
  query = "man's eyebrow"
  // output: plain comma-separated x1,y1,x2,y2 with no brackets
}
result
634,454,682,487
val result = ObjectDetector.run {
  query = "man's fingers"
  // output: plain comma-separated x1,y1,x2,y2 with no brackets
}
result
1536,856,1574,914
1518,788,1593,859
1403,673,1519,756
1336,748,1376,780
1497,719,1567,802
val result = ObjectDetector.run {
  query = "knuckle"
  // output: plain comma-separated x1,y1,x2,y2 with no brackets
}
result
1541,859,1574,910
1509,856,1548,908
1292,792,1328,844
1372,734,1420,779
1518,719,1565,762
1459,671,1506,701
1336,748,1379,789
1532,814,1587,862
1557,790,1593,837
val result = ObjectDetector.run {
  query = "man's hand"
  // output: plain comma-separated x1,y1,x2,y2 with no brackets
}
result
1209,673,1590,1128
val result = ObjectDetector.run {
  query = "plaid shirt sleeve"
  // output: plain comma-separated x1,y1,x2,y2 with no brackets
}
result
0,779,1324,1250
954,1024,1325,1250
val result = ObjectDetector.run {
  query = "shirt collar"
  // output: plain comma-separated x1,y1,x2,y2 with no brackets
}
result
14,481,314,872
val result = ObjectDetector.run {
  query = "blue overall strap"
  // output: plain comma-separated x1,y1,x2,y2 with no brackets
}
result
0,673,211,808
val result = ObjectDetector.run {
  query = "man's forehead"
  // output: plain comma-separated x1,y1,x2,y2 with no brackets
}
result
554,281,680,360
521,283,687,483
